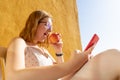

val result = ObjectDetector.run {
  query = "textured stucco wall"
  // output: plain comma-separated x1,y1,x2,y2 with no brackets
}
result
0,0,82,61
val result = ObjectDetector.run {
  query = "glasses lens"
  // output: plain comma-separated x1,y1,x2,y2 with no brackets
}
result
47,22,51,29
39,21,51,30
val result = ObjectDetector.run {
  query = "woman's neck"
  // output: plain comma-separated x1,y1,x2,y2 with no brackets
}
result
26,41,37,46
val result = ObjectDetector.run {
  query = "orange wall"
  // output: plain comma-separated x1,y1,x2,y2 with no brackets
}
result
0,0,82,61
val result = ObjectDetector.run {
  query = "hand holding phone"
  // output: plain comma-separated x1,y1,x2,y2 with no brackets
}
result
84,34,99,51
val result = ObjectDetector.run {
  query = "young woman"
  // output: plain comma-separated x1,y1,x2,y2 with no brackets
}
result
5,10,93,80
6,10,120,80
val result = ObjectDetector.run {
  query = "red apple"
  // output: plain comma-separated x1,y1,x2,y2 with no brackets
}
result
49,32,61,44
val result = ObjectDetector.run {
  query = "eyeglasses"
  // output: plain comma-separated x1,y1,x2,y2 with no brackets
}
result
39,22,51,30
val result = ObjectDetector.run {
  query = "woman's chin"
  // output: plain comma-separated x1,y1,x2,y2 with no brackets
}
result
40,39,46,42
39,37,47,43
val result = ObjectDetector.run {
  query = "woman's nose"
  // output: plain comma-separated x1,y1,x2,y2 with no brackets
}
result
48,27,52,32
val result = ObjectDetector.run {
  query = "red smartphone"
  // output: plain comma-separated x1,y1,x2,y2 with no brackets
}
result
84,34,99,51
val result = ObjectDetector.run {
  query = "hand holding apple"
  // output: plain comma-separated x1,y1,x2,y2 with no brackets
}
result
49,32,61,44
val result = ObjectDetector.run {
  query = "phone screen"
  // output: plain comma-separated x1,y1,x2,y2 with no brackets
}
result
84,34,99,51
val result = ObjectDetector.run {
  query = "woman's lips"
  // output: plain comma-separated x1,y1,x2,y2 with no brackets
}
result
43,32,49,37
44,33,49,36
44,33,47,35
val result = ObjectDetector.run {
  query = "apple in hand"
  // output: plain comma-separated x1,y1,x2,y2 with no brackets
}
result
49,32,61,44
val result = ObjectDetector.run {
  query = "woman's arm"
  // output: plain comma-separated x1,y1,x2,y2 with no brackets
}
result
49,38,64,63
5,37,91,80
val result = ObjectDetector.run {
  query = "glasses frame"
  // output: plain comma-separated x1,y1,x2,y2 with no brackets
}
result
39,21,51,30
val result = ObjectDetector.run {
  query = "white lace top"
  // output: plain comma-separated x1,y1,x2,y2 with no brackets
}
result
24,46,62,80
25,46,53,67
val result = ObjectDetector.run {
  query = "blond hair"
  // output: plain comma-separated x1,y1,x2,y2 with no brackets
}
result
19,10,52,44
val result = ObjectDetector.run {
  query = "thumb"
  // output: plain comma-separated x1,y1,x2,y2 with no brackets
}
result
84,45,95,55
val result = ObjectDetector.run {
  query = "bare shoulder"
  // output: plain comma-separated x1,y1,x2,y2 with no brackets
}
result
7,37,26,53
6,37,27,65
8,37,27,49
6,37,27,78
8,37,26,45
